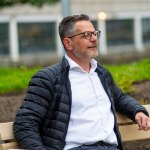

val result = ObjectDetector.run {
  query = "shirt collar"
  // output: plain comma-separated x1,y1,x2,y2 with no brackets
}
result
65,55,97,72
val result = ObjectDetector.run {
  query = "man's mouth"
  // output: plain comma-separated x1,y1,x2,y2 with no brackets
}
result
88,46,97,49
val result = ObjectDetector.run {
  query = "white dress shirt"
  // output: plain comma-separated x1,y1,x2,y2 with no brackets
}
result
64,55,118,150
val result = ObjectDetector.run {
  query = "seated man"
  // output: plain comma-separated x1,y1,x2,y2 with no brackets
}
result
13,14,150,150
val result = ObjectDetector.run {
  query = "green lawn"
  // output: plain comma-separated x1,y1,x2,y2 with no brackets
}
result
0,58,150,94
105,58,150,92
0,66,41,94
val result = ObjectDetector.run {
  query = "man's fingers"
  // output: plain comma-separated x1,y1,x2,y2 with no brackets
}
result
136,117,142,129
144,118,150,131
137,116,150,131
135,112,150,131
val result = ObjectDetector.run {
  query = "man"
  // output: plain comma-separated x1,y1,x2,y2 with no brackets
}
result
13,14,150,150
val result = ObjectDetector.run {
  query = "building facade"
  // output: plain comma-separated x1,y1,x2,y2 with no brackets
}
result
0,0,150,65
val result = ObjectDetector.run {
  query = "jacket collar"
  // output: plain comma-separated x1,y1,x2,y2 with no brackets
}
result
61,56,104,77
61,56,70,78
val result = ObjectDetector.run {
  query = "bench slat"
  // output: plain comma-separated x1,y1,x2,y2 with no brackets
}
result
116,113,133,124
119,124,150,141
116,105,150,124
0,122,14,141
0,142,20,150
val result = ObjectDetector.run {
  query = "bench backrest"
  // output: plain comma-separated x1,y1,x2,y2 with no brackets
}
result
0,122,20,150
117,105,150,141
0,105,150,150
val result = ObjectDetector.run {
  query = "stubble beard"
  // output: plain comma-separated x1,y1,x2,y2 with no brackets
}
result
73,49,98,60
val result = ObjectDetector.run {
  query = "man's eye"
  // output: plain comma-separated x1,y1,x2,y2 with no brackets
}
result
85,32,91,37
81,34,85,38
93,32,97,36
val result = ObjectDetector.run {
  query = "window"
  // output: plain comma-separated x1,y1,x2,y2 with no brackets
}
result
142,18,150,44
18,22,56,54
106,19,134,46
0,23,9,55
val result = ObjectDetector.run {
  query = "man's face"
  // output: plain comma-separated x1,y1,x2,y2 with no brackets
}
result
69,20,99,60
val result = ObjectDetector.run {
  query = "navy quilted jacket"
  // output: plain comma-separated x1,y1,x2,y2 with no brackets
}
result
13,57,149,150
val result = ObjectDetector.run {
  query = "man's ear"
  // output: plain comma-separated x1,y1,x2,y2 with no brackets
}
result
63,38,72,51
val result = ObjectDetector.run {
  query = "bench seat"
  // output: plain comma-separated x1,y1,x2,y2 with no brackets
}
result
0,105,150,150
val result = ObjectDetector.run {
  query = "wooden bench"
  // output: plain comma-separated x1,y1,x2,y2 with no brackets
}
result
0,105,150,150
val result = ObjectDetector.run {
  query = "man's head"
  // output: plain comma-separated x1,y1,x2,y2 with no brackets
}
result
59,14,90,43
59,14,100,61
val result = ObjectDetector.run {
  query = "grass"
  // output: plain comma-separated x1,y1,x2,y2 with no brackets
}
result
105,58,150,93
0,66,41,94
0,58,150,94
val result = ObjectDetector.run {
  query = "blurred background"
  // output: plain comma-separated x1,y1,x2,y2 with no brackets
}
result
0,0,150,66
0,1,150,149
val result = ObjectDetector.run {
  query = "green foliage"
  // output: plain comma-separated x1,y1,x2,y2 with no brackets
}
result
105,58,150,93
0,58,149,94
0,66,41,94
0,0,59,7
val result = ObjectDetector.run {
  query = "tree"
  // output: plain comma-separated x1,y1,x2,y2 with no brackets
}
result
0,0,59,7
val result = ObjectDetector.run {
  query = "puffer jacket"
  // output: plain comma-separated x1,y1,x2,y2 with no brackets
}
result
13,57,149,150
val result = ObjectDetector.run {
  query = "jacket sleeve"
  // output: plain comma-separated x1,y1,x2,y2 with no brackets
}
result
13,68,54,150
108,71,149,121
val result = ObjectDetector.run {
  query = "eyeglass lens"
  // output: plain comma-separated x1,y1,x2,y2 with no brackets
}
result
84,31,100,40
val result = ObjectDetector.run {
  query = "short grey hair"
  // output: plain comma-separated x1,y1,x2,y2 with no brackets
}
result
58,14,90,42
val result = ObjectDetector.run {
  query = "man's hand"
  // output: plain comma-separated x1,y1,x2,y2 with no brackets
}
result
135,112,150,131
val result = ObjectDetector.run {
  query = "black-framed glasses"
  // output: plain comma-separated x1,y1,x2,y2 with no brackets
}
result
67,30,101,40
